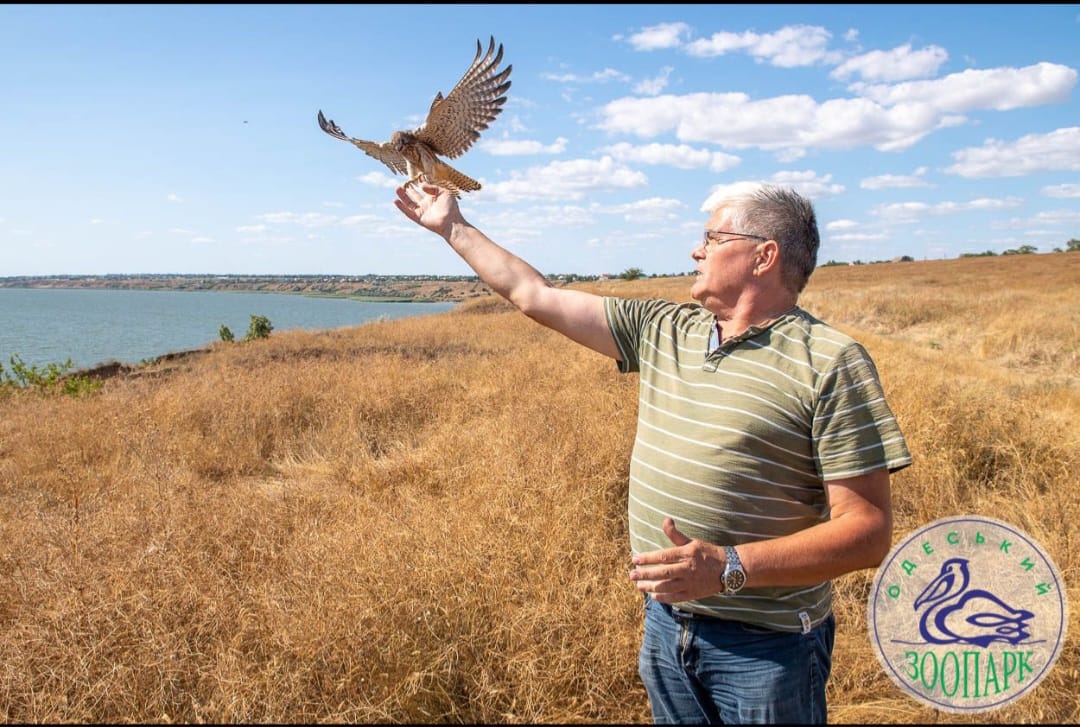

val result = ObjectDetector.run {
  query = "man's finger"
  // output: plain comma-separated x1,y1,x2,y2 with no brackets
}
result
632,548,683,566
633,578,684,595
630,563,679,581
663,517,692,547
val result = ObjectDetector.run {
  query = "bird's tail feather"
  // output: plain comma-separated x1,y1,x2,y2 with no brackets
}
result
434,160,482,197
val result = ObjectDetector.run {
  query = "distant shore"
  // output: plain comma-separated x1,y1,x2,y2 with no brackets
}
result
0,273,494,303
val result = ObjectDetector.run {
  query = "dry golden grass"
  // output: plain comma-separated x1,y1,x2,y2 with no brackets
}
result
1,252,1077,723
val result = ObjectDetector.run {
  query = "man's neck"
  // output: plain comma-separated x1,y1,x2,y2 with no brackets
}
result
713,295,798,343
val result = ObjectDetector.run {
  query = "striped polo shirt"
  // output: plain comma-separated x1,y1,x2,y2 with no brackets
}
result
604,297,912,632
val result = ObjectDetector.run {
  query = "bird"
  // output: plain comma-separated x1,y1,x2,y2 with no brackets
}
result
913,557,1035,647
317,36,511,197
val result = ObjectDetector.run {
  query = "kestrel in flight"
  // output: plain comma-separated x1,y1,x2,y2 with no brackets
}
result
317,36,512,197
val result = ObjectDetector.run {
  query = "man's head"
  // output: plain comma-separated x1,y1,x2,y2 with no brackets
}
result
703,185,820,295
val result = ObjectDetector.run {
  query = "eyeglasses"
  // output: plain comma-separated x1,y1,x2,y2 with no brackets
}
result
701,229,769,252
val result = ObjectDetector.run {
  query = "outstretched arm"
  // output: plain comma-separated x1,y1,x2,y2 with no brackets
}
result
394,183,621,360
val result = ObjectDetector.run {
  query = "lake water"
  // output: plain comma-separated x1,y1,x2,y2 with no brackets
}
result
0,288,456,371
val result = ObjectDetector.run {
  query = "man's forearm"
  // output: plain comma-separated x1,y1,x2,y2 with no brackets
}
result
737,508,891,588
444,219,553,312
403,185,619,360
739,471,892,588
630,470,893,601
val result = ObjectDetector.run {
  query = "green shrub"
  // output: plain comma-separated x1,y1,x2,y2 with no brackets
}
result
0,354,102,397
244,315,273,341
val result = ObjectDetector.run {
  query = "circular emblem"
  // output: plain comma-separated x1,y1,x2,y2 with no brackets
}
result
868,516,1067,713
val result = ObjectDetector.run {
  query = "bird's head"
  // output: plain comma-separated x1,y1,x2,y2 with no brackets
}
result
389,131,412,153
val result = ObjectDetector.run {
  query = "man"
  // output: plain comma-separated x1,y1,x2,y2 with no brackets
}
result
394,181,912,724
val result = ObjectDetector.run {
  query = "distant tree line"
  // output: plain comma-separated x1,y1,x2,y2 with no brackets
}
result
961,239,1080,257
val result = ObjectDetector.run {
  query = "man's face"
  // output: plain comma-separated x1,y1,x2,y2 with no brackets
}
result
689,207,761,311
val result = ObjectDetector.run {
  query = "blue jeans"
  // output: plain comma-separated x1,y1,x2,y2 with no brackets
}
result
638,597,835,724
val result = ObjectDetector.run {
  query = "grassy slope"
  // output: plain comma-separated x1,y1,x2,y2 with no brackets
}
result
0,253,1076,722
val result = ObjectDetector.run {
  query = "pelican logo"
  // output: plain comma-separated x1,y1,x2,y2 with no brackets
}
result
868,516,1067,713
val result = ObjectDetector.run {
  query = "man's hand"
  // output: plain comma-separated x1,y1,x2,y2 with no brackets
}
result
394,182,464,240
629,518,726,603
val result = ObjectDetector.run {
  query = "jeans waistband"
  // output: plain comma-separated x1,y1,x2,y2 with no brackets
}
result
650,597,726,622
663,599,821,635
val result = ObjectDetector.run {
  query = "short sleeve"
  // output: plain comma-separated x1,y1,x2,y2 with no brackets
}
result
603,297,676,374
812,343,912,480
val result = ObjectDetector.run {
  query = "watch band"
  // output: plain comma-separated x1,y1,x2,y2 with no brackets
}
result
722,545,747,594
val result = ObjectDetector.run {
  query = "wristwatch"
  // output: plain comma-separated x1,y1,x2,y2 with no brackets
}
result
721,545,747,594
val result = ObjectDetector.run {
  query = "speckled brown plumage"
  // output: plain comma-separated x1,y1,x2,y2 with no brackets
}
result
318,37,512,197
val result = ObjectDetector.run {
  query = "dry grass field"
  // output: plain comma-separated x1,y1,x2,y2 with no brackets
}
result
0,252,1077,723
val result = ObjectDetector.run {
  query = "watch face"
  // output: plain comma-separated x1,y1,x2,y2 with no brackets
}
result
725,569,746,592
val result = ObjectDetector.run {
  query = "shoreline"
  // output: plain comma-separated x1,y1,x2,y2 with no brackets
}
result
0,274,494,303
1,288,462,375
0,286,443,304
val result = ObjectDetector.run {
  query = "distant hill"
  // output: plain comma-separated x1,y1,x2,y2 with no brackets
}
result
0,273,494,302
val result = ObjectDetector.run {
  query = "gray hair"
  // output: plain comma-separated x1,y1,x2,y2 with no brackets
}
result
717,185,820,293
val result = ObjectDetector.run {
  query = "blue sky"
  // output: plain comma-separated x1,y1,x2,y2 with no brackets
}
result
2,4,1078,277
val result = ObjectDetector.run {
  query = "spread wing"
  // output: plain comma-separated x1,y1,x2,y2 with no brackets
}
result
415,36,512,160
317,110,409,176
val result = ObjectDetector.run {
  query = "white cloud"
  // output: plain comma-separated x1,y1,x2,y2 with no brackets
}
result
831,44,948,83
826,219,859,231
605,197,685,222
255,212,339,228
486,156,648,203
484,205,600,231
501,115,530,134
850,62,1077,113
598,91,967,154
541,68,631,84
1042,183,1080,198
480,137,568,155
339,214,381,227
685,25,838,68
1029,208,1080,225
356,171,403,189
946,127,1080,178
873,196,1024,223
861,167,931,190
994,211,1080,232
634,66,675,96
773,147,807,164
700,181,773,213
622,22,691,51
601,142,741,172
830,232,887,241
872,201,930,223
768,170,845,199
166,194,182,203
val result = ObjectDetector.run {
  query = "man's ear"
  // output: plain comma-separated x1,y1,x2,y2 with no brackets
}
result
754,240,781,276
